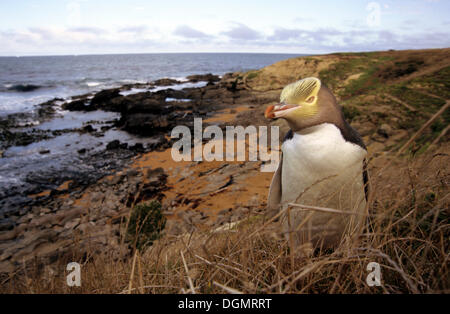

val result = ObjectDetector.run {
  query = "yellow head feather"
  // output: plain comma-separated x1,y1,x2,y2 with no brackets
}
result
280,77,321,104
280,77,321,118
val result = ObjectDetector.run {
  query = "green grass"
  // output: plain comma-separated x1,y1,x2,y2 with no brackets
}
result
389,85,446,113
246,71,260,80
342,68,381,98
318,55,384,98
319,57,364,89
126,200,166,251
408,66,450,99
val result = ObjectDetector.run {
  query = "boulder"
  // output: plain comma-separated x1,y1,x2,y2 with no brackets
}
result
155,89,186,101
121,113,171,135
186,73,220,83
125,98,165,115
90,89,121,109
153,78,181,86
82,125,95,133
62,99,90,111
8,84,41,92
106,140,121,150
129,143,145,153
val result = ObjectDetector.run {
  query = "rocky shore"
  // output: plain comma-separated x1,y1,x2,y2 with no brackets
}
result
0,73,238,212
1,48,449,276
0,71,268,273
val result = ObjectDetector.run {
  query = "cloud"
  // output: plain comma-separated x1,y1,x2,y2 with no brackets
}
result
173,25,212,39
221,23,262,40
28,27,56,40
68,26,107,34
268,28,303,41
0,22,449,56
119,25,149,34
292,17,315,24
268,27,343,45
401,19,418,26
0,25,164,55
265,26,450,52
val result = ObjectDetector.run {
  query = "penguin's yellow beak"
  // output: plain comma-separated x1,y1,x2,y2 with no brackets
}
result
265,103,299,119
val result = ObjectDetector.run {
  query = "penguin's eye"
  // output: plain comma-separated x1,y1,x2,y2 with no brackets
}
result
306,96,315,103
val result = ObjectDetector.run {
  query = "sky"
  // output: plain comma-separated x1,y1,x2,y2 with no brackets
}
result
0,0,449,56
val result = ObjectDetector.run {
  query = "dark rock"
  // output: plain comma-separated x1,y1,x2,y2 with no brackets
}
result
187,73,220,83
155,89,186,101
7,84,41,92
106,140,121,150
100,96,127,112
90,89,121,109
82,125,95,133
62,99,90,111
77,148,86,154
39,150,50,155
0,128,52,150
147,135,169,151
125,98,165,115
153,78,181,86
129,143,144,153
36,98,61,117
121,113,170,135
0,218,16,232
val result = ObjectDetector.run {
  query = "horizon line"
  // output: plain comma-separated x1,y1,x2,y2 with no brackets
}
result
1,47,448,58
0,51,311,58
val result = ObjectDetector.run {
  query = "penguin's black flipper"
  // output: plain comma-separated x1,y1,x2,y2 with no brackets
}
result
363,159,370,202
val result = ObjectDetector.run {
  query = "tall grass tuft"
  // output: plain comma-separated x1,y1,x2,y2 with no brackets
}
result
126,200,166,251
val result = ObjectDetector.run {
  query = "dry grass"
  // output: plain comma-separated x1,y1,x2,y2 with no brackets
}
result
1,141,448,294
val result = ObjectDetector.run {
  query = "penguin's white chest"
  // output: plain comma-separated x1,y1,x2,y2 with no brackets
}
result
280,123,367,205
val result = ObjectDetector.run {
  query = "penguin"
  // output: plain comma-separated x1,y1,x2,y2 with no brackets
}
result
264,77,369,252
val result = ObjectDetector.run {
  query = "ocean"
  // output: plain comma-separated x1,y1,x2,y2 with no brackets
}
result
0,53,302,115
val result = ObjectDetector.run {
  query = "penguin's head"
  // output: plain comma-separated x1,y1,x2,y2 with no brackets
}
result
265,77,342,131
